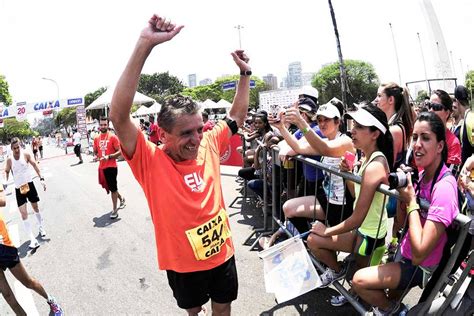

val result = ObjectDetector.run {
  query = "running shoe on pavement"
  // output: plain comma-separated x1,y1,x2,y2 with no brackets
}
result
119,197,126,209
39,226,46,238
110,210,119,219
29,239,40,249
48,297,64,316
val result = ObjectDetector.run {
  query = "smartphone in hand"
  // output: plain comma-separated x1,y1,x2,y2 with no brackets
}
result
344,151,356,170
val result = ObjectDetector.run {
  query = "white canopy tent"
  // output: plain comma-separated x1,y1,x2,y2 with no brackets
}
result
86,87,156,113
132,105,149,117
216,99,232,108
199,99,218,109
132,102,162,118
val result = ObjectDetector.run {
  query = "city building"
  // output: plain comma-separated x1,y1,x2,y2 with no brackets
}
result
287,61,302,88
302,72,315,87
199,78,213,86
188,74,197,88
262,74,278,90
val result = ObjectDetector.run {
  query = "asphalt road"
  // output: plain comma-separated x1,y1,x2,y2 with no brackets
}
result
0,142,420,315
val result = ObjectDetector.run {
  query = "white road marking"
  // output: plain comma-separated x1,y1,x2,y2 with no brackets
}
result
8,224,19,247
14,281,39,316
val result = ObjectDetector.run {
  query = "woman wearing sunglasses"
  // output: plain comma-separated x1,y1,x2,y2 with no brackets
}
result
352,111,459,315
307,104,393,287
428,89,461,169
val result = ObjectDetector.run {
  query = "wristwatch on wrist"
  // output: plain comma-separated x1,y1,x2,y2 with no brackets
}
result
240,70,252,76
40,177,45,181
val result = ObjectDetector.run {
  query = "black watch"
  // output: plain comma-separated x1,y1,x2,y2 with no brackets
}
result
240,70,252,76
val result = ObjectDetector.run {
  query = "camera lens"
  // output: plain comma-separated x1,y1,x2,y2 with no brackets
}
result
388,171,408,189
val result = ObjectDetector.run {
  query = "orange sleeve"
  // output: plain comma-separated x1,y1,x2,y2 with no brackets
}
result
205,121,230,156
122,127,155,185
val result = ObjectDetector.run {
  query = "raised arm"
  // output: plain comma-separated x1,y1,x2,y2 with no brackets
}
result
227,50,251,133
109,14,184,158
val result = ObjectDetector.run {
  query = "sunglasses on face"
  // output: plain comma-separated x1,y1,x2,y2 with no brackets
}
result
427,102,446,111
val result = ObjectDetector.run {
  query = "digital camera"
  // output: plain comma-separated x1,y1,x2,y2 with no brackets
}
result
388,166,417,190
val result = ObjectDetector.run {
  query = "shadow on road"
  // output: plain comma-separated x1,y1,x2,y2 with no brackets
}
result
259,287,358,316
70,161,84,167
93,212,122,228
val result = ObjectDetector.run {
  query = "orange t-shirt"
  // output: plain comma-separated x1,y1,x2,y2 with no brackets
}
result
123,121,233,273
0,214,13,247
93,132,120,169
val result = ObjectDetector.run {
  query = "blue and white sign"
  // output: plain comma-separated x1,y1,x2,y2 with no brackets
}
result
222,80,256,91
67,98,83,106
222,81,236,91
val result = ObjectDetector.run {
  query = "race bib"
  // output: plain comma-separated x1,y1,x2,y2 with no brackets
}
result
19,183,30,195
185,209,231,261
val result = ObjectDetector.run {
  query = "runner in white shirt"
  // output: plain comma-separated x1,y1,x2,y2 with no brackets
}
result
72,129,83,164
4,137,47,249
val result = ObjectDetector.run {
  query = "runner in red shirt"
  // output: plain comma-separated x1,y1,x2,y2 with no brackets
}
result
93,117,126,219
148,115,161,145
109,13,251,315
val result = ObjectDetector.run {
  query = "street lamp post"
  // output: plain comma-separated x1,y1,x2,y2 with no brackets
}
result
389,23,402,85
41,77,59,100
41,77,60,135
234,25,244,49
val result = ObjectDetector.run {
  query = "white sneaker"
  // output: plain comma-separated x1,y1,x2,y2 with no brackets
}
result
110,210,119,219
319,266,346,288
39,226,46,237
29,239,40,249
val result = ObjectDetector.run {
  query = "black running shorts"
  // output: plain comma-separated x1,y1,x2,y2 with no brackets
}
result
0,244,20,271
15,182,40,207
103,167,118,193
166,256,238,309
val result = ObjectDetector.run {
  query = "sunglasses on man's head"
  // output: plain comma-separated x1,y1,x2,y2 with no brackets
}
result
427,102,446,111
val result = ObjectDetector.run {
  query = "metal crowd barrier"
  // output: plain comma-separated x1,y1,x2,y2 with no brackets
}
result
254,147,473,315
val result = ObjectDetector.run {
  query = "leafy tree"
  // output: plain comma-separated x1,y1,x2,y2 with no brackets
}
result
55,107,77,130
0,118,35,142
465,70,474,105
312,60,379,107
182,76,266,110
416,90,428,103
138,72,184,105
0,74,12,105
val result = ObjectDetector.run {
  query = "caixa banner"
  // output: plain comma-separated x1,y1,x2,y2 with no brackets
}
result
0,97,84,119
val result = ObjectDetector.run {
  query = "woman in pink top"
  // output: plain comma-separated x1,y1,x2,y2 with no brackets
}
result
352,111,459,315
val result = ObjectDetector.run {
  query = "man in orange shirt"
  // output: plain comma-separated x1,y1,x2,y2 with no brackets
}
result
93,117,126,219
109,13,250,316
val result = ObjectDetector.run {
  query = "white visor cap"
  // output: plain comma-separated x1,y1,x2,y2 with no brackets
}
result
344,107,387,134
316,98,341,119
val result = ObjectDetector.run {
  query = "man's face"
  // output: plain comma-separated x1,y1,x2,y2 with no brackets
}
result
160,113,204,162
99,120,109,133
452,99,464,120
11,143,21,159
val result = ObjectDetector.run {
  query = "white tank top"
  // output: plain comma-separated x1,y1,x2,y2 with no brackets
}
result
11,152,33,188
